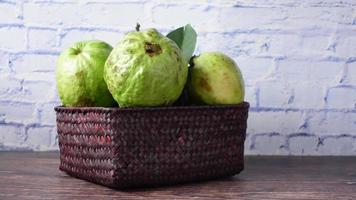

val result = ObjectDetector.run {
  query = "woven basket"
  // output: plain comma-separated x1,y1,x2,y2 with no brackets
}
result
55,102,249,189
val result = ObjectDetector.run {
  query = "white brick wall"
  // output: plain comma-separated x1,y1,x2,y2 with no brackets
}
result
0,0,355,155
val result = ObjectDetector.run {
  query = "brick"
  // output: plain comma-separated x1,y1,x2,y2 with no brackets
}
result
289,135,319,155
23,2,144,28
0,75,22,95
0,51,7,66
23,3,81,26
233,34,301,57
152,4,219,31
0,2,21,24
235,57,273,84
278,60,342,83
259,81,292,108
26,126,54,149
196,33,232,55
245,86,256,107
40,102,59,125
247,111,303,134
326,87,356,109
250,134,288,155
0,124,23,145
60,29,123,49
28,28,57,50
0,51,9,73
59,30,92,49
11,54,57,84
219,7,287,31
267,34,302,56
18,72,56,82
308,112,356,135
230,0,355,8
318,136,355,155
0,27,26,50
2,80,54,103
301,36,331,55
232,34,270,57
21,81,54,102
309,61,343,83
81,3,145,28
278,7,354,31
346,61,356,85
0,102,36,123
278,60,309,82
304,1,356,7
232,0,300,7
11,54,57,74
335,36,356,58
48,86,61,103
244,134,252,154
91,30,124,47
290,82,325,109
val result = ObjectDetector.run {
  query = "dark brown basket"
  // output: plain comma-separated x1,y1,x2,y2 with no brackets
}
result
55,102,249,189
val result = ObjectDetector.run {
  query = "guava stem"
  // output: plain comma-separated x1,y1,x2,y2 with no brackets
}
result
136,23,141,32
189,55,197,68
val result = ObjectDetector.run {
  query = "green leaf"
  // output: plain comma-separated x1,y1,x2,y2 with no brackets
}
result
167,24,197,63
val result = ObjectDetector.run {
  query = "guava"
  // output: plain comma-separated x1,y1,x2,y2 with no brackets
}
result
56,40,116,107
188,52,245,105
104,28,188,107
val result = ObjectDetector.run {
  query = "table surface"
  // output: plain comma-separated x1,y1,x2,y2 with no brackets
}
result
0,152,355,200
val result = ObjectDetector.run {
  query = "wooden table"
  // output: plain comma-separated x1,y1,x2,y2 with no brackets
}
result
0,152,355,199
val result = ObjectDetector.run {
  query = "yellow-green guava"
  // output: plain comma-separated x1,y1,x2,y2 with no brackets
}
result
104,28,188,107
189,52,245,105
56,40,116,107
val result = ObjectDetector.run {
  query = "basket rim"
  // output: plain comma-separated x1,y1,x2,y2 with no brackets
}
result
55,101,249,112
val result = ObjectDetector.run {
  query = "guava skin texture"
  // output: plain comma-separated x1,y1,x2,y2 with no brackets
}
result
104,28,188,107
56,40,116,107
189,52,245,105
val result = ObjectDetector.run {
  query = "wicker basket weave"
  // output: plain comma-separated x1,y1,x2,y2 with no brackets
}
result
55,102,249,188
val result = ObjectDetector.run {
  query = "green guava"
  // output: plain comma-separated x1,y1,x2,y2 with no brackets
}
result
104,28,188,107
189,52,245,105
56,40,116,107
